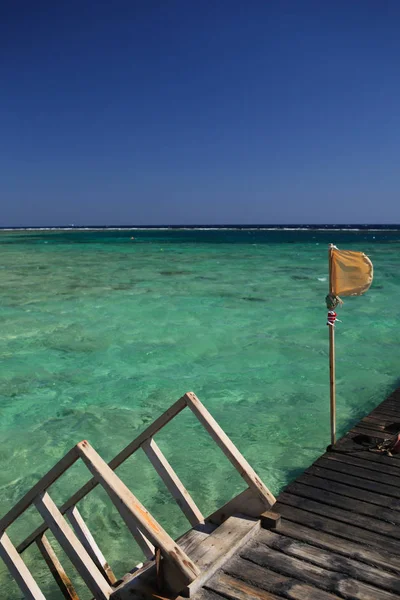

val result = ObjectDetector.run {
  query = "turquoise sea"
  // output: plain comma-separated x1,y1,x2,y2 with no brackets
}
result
0,228,399,598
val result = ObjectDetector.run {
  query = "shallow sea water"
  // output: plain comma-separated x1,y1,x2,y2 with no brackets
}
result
0,228,399,598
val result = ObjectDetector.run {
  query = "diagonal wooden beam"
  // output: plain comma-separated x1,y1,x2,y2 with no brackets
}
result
35,492,113,600
0,532,45,600
185,392,276,509
36,534,80,600
76,440,200,586
142,437,204,527
66,506,117,585
0,446,79,532
18,395,187,554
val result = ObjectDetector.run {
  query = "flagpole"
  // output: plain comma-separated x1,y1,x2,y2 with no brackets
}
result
328,243,336,447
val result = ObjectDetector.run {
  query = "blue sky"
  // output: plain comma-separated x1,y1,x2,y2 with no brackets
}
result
1,1,400,225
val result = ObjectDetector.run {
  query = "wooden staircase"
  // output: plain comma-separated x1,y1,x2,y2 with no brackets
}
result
0,392,275,599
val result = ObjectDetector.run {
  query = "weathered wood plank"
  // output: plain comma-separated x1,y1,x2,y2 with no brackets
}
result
18,395,188,553
184,515,260,596
285,480,400,525
0,446,79,532
350,425,388,438
265,519,400,575
36,534,80,600
274,500,400,555
307,464,400,499
243,542,400,600
332,448,400,468
314,457,400,489
76,440,200,588
296,472,400,510
0,532,46,600
141,437,204,527
112,495,155,559
180,590,224,600
258,528,400,595
66,505,117,584
206,572,281,600
34,492,113,600
184,392,275,509
323,451,400,477
277,492,400,543
369,407,400,422
178,522,216,556
222,555,342,600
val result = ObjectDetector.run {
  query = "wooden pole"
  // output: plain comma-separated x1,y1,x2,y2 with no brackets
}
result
328,244,336,446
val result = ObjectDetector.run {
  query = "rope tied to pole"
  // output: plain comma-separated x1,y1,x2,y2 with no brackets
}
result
325,293,343,310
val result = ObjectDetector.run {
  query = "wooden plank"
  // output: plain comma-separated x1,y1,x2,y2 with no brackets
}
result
277,491,400,542
285,481,400,526
324,451,400,477
334,432,400,458
296,472,400,510
18,395,187,553
222,555,342,600
274,500,400,555
362,414,400,427
178,522,216,556
36,534,80,600
66,505,117,584
259,528,400,595
113,495,155,559
0,532,46,600
184,514,260,596
184,392,275,509
350,425,388,439
34,492,113,600
243,542,400,600
141,437,204,527
332,448,400,469
205,572,282,600
185,590,225,600
370,407,400,421
76,440,200,589
307,464,400,499
264,519,400,575
112,524,216,599
0,446,79,532
315,456,400,489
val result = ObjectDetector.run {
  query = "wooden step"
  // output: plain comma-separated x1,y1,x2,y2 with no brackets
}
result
111,514,260,599
182,514,260,597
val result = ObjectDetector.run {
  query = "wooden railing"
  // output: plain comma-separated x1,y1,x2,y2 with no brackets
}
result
0,392,275,599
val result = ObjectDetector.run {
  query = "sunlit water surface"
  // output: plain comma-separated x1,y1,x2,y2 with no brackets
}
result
0,229,398,598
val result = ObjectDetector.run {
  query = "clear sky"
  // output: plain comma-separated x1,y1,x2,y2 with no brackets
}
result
1,1,400,226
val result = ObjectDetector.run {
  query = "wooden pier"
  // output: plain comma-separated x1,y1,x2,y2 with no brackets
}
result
3,388,400,599
193,387,400,600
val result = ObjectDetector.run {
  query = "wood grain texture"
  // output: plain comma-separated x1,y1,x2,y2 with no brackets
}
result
35,492,113,600
142,437,204,527
76,440,200,587
36,534,80,600
66,505,117,584
0,532,46,600
185,392,275,509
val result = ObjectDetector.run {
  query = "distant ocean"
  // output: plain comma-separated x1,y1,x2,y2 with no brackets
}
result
0,226,399,598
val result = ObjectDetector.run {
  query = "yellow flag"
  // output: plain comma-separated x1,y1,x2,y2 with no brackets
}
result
330,247,373,297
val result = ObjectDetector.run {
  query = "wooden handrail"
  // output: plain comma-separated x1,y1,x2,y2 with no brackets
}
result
0,446,79,533
1,391,275,600
17,392,274,553
17,395,187,553
185,392,276,508
142,437,205,527
76,440,200,585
